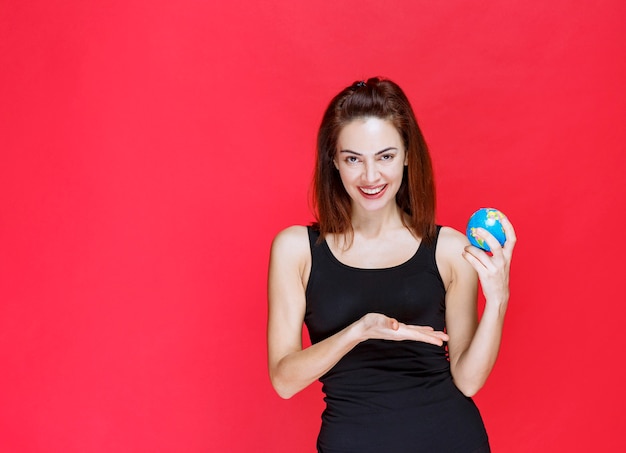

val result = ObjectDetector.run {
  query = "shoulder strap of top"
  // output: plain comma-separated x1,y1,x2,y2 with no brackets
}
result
426,224,444,268
421,225,443,264
431,225,443,249
306,225,321,250
435,225,442,241
305,226,323,296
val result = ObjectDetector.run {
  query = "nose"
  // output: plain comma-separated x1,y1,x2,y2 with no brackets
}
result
363,160,380,183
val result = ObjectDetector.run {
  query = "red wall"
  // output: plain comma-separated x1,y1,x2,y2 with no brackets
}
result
1,1,625,451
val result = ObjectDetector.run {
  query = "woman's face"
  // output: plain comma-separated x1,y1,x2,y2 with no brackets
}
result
334,117,407,215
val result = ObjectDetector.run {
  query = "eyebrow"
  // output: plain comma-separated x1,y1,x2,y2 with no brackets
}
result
338,147,398,156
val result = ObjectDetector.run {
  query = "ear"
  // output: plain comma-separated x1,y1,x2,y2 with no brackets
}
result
404,151,408,166
333,158,339,170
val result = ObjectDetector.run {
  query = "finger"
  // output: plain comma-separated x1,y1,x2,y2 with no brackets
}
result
463,247,490,272
471,229,507,271
415,326,446,337
403,324,437,333
425,337,444,346
400,325,448,344
500,215,517,254
432,331,450,342
425,331,450,346
474,227,504,255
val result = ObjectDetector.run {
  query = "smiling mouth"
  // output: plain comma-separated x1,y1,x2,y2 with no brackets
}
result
359,185,387,195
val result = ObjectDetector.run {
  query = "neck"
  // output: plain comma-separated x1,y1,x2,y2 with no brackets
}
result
350,204,405,238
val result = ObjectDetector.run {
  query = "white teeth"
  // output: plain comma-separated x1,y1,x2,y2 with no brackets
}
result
360,186,385,195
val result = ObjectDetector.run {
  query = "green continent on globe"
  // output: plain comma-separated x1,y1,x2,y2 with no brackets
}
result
470,227,486,248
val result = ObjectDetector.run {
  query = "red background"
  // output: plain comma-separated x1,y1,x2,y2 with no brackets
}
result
1,1,625,451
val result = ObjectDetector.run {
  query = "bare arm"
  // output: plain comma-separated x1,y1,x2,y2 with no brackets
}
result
438,217,516,397
267,226,449,399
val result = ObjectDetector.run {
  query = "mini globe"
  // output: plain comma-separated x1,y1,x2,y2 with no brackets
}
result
466,208,507,252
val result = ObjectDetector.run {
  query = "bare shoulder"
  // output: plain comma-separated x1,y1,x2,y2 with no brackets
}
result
436,226,473,288
271,225,310,254
437,226,470,255
270,225,311,271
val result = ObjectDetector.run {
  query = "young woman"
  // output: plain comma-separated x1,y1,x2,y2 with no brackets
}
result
267,77,516,453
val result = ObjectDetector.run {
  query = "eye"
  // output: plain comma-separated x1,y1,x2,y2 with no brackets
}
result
380,154,395,161
345,156,360,164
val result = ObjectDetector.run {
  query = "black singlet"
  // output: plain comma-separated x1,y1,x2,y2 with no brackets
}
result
304,226,490,453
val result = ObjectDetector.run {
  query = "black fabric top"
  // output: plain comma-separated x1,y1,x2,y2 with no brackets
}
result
304,226,490,453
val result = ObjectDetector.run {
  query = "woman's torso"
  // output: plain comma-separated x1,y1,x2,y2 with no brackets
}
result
304,226,490,453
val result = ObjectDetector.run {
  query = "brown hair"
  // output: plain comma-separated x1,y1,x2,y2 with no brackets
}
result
312,77,436,246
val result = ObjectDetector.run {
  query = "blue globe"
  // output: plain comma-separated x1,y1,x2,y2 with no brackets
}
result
466,208,507,252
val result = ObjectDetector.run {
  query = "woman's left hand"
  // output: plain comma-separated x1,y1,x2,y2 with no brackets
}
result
462,215,517,306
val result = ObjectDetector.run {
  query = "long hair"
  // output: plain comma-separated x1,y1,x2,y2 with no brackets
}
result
312,77,437,246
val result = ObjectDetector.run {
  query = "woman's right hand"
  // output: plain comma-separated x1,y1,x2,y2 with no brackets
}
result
356,313,449,346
